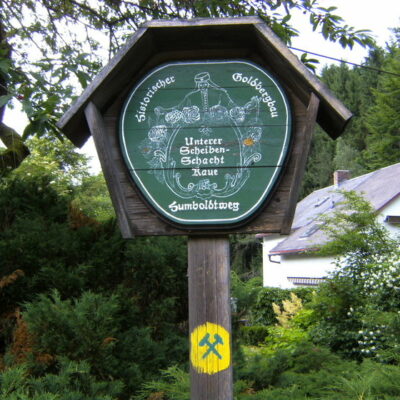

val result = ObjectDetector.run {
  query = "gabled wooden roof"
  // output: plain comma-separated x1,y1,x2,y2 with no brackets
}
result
57,17,352,147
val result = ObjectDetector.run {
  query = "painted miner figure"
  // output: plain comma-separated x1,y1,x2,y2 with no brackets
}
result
140,70,266,199
153,71,260,135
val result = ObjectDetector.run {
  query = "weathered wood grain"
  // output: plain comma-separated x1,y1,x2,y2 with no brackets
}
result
58,17,352,148
70,17,353,237
84,102,134,238
280,93,319,234
96,84,309,236
188,237,233,400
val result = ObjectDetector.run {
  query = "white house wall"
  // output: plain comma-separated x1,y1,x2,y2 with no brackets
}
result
263,239,335,288
262,197,400,288
378,196,400,237
272,253,335,288
262,235,287,287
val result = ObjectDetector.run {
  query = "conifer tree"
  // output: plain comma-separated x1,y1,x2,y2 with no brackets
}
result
363,44,400,170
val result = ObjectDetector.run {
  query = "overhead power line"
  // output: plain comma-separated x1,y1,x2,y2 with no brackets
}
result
289,47,400,78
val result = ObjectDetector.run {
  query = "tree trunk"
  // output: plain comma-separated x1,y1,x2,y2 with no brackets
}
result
0,16,30,172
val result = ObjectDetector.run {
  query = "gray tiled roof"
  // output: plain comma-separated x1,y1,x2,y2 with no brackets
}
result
270,162,400,255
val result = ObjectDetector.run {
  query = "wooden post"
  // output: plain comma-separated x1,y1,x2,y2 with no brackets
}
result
59,17,353,400
188,236,233,400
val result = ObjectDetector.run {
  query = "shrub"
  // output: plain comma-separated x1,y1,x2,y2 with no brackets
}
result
235,345,397,400
231,272,262,323
250,287,314,326
19,290,186,398
260,293,315,356
332,360,400,399
310,277,363,359
239,326,269,346
134,366,190,400
310,234,400,361
237,350,291,391
0,359,123,400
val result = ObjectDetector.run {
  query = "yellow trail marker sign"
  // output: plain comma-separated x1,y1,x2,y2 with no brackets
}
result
190,322,231,375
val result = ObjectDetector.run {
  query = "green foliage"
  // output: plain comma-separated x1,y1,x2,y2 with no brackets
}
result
261,294,314,355
333,137,365,177
0,360,123,400
250,287,314,326
231,272,262,322
20,290,171,395
230,235,263,279
12,137,90,183
310,277,364,359
0,0,375,174
299,128,335,197
239,326,269,346
301,45,398,197
131,354,400,400
264,324,310,356
250,287,288,326
73,173,114,222
332,361,400,400
123,236,188,331
23,291,124,365
318,190,394,257
238,349,292,392
235,345,359,398
0,173,189,398
310,191,400,361
364,47,400,170
0,175,123,312
235,346,400,399
0,173,69,227
134,366,190,400
356,308,400,363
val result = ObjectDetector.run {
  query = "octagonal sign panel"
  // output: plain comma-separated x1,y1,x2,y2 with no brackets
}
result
119,60,292,226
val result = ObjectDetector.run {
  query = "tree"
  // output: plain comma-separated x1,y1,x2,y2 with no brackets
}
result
310,191,400,361
301,43,395,197
73,173,115,222
231,234,263,279
299,127,335,197
317,190,394,257
0,169,189,397
363,43,400,170
0,20,29,173
0,0,374,174
10,136,90,194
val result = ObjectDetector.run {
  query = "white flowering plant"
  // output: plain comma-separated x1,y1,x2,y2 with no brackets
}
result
311,190,400,362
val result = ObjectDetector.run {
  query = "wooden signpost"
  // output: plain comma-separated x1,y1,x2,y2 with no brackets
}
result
58,17,351,400
188,237,232,399
119,60,292,226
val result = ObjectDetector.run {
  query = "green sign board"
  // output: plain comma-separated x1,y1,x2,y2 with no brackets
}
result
119,60,292,226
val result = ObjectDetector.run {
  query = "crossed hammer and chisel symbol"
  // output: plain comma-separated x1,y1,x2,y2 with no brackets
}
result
199,332,224,359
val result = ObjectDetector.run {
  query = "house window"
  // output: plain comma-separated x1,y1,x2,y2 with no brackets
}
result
384,215,400,224
314,196,330,207
300,224,321,238
287,277,326,286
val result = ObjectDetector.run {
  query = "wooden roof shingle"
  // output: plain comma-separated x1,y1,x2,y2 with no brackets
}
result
57,17,352,147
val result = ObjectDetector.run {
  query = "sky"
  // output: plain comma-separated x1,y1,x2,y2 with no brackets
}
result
290,0,399,69
3,0,399,174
